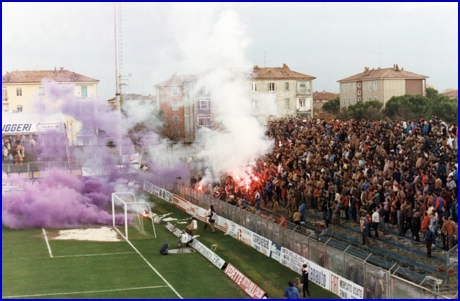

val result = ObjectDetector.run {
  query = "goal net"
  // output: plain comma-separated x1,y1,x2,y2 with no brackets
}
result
111,192,156,241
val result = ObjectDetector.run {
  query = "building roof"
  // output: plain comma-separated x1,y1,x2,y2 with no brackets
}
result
337,64,429,82
313,91,339,101
442,89,458,98
2,68,99,84
252,64,316,80
155,74,196,87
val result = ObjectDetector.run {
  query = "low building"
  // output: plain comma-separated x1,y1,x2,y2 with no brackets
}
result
337,64,428,110
442,89,458,99
312,91,339,112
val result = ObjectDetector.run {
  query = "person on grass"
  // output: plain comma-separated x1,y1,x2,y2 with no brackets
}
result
283,280,300,299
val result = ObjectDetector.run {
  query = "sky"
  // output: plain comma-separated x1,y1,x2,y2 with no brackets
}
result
2,2,458,101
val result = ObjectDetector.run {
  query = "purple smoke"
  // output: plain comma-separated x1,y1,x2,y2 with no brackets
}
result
2,170,130,229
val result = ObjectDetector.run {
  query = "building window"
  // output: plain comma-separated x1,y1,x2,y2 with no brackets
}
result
38,87,45,96
172,87,178,96
357,82,361,88
353,97,356,104
368,97,371,101
363,83,366,91
16,87,22,96
252,99,257,109
358,90,361,95
16,105,23,112
352,82,356,91
342,84,346,92
251,83,258,92
368,82,371,90
172,116,179,125
172,102,179,110
81,86,88,98
2,87,7,102
373,81,378,91
299,99,306,108
198,99,210,109
285,99,290,108
2,103,9,112
197,116,212,127
374,96,378,100
285,82,289,91
348,98,350,105
358,97,362,101
269,82,276,92
173,131,179,140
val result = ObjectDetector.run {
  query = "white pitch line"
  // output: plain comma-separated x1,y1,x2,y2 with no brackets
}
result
53,251,135,258
113,227,183,299
42,228,53,258
3,285,169,298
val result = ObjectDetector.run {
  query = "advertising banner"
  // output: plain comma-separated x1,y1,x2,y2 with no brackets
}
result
279,247,330,290
164,222,182,238
226,221,253,247
252,233,271,257
269,242,282,262
216,216,230,233
330,272,363,299
224,263,266,299
173,195,189,211
189,239,226,269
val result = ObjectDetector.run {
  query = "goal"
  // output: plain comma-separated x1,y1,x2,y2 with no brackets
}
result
111,192,157,240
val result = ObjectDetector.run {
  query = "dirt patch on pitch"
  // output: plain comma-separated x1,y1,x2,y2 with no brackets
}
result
51,227,122,242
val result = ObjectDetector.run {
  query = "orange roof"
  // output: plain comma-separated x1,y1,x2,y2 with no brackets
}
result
252,64,315,80
442,90,458,98
2,68,99,83
337,65,428,82
313,91,339,101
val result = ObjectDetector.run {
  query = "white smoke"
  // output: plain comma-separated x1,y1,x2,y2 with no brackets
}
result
157,5,276,184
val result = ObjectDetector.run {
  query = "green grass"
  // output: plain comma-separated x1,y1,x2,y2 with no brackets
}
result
2,194,339,299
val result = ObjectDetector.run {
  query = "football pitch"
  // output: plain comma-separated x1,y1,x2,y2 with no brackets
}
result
2,194,338,299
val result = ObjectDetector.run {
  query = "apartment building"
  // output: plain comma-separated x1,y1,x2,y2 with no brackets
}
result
337,64,428,109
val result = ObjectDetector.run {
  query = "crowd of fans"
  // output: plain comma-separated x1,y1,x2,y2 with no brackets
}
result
2,134,37,166
193,113,458,251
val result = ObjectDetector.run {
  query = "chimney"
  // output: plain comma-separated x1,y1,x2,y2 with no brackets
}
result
401,67,404,71
282,63,289,70
60,67,64,71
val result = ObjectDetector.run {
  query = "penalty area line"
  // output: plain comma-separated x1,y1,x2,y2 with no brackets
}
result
42,228,53,258
3,285,169,298
53,251,136,258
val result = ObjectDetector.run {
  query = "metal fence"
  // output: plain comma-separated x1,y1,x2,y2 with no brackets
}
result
2,161,70,174
163,181,453,299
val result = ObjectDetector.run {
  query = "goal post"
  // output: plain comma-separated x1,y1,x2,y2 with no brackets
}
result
111,192,157,240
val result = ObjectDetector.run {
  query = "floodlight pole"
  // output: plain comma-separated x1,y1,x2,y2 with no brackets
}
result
114,2,122,158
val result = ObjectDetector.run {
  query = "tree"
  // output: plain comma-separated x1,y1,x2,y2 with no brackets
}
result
384,94,432,121
322,97,340,115
347,100,384,120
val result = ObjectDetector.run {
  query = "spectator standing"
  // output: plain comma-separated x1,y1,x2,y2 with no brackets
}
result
371,207,380,238
283,281,300,299
301,264,311,298
361,215,370,246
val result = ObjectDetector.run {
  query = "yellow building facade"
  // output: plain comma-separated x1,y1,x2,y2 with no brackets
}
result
2,68,100,146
